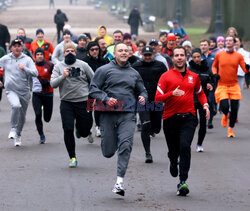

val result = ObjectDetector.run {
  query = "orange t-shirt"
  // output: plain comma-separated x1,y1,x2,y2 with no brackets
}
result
212,51,248,86
30,39,54,62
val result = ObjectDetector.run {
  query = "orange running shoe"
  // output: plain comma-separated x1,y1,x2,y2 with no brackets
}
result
221,114,229,127
227,127,235,138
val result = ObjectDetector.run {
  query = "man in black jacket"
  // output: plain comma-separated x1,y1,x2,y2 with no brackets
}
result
0,23,10,52
128,6,143,40
132,46,167,163
188,48,214,152
54,9,68,43
83,41,108,138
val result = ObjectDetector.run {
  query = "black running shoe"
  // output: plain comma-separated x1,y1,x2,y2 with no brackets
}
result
169,162,178,177
208,120,213,129
145,153,153,163
177,181,189,196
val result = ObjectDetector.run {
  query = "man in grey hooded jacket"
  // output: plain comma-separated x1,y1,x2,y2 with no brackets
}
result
89,43,147,196
0,39,38,146
50,42,94,168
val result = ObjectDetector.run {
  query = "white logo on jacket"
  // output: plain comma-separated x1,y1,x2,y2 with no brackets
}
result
188,76,193,83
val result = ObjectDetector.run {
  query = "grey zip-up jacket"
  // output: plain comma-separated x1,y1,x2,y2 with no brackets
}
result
52,41,77,65
0,52,38,95
50,59,94,102
89,60,148,112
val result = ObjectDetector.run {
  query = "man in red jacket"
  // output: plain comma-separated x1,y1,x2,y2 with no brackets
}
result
155,46,209,196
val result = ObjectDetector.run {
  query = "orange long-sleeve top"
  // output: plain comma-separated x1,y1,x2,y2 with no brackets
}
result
212,51,248,86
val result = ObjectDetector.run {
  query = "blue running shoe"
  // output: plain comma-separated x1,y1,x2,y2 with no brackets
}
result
40,135,46,144
69,158,77,168
177,181,189,196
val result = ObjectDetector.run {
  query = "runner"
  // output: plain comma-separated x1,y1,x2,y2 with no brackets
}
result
30,29,54,62
83,41,108,139
93,26,113,47
0,39,38,146
50,42,94,167
94,36,114,61
132,46,167,163
54,9,68,43
52,30,77,65
188,48,214,152
162,33,176,56
89,43,147,196
155,46,209,196
212,36,249,138
149,39,169,70
32,48,54,144
128,6,143,40
107,30,123,56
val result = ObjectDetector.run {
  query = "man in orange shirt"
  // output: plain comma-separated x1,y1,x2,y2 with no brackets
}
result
30,29,54,61
212,36,249,138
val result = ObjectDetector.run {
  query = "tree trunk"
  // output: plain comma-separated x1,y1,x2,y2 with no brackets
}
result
182,0,192,23
207,0,216,33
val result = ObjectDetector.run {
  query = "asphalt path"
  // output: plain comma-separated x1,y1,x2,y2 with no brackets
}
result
0,0,250,210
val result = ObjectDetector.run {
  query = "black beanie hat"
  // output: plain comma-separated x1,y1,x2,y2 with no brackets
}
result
191,48,202,55
35,47,45,56
78,34,87,42
86,41,99,52
209,36,217,43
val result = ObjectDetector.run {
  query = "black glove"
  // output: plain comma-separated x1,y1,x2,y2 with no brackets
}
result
38,77,50,91
246,63,250,71
214,74,220,81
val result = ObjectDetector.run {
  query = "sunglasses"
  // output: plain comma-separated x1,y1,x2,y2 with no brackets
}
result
90,48,99,52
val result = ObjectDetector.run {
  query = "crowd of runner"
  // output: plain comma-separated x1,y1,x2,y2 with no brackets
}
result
0,16,249,197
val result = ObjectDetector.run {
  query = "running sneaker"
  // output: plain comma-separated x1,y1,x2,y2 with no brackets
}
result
137,123,142,132
177,181,189,196
150,133,156,138
196,145,204,152
112,183,125,196
95,126,101,137
227,127,235,138
221,114,229,127
8,128,16,139
14,136,22,147
145,153,153,163
207,120,213,129
88,133,94,143
169,162,178,177
69,158,77,168
40,135,46,144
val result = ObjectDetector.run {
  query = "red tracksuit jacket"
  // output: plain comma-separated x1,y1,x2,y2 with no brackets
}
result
155,68,207,120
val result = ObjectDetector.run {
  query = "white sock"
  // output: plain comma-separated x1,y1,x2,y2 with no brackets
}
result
116,176,124,184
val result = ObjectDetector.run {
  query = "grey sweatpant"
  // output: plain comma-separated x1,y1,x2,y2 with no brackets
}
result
6,91,30,136
99,112,136,177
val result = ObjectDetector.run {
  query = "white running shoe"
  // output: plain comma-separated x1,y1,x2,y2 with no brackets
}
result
8,128,17,139
196,145,204,152
112,183,125,196
14,136,22,147
95,126,101,137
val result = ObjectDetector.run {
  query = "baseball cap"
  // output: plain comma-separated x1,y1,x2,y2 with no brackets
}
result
173,20,179,24
142,46,153,55
149,39,158,46
10,39,22,47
